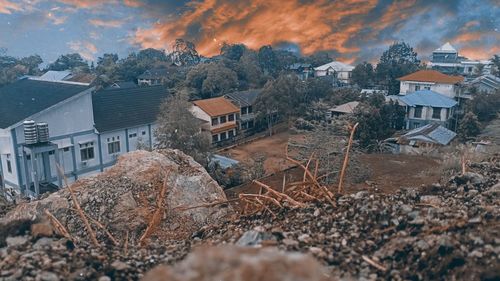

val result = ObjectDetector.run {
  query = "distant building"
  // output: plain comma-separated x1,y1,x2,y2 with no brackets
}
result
287,63,313,80
190,97,240,144
314,61,354,84
0,78,169,198
105,81,138,90
137,69,169,86
37,70,96,84
429,42,492,76
394,90,458,129
225,89,262,132
386,123,457,154
397,70,464,98
468,74,500,94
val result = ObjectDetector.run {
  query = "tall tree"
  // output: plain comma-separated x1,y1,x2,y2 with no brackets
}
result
491,55,500,78
170,39,200,66
458,111,482,140
220,43,247,61
186,62,239,99
376,42,420,95
48,53,89,72
304,51,332,67
351,62,375,88
155,90,210,165
258,45,278,75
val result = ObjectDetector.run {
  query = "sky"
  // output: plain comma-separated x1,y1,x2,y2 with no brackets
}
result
0,0,499,65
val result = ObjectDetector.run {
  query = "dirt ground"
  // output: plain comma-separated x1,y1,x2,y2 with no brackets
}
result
347,153,441,193
220,131,304,174
226,152,442,199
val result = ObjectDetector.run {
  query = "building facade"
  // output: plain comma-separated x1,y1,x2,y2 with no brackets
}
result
398,70,464,98
0,78,169,198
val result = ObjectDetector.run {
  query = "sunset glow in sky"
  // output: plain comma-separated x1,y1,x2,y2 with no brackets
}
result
0,0,498,64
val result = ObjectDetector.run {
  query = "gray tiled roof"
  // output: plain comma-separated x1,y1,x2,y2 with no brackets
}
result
0,78,91,129
92,85,171,132
225,89,262,107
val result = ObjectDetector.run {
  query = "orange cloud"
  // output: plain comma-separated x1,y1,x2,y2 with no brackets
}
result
0,0,21,14
123,0,143,7
57,0,116,8
89,18,125,28
132,0,378,57
460,45,500,60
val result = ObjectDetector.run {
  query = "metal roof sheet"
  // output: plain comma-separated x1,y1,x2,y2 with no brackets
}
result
399,90,457,108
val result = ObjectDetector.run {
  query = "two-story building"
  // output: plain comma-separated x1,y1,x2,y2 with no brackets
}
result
396,90,458,129
314,61,354,84
225,89,261,133
190,97,240,144
397,70,464,98
0,78,169,198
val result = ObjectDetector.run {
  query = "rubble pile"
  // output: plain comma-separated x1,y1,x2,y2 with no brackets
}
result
198,157,500,280
1,149,229,244
0,152,498,280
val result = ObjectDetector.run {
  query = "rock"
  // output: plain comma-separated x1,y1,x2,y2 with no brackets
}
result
420,195,441,206
38,271,59,281
1,150,230,241
98,276,111,281
111,260,130,271
6,236,28,247
468,217,482,224
298,234,311,243
31,222,53,238
141,245,332,281
282,238,299,247
237,230,263,246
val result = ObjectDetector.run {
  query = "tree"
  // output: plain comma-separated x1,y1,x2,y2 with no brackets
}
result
155,90,210,165
304,51,332,67
169,39,200,66
258,45,279,75
220,43,246,61
458,111,482,140
186,62,238,99
48,53,88,72
376,42,420,95
466,90,500,122
0,52,43,86
491,55,500,78
351,62,375,88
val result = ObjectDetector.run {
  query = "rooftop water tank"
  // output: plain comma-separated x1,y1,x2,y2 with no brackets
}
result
36,123,49,143
23,120,38,145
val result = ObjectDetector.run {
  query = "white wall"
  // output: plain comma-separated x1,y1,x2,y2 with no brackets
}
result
400,81,456,98
13,93,94,144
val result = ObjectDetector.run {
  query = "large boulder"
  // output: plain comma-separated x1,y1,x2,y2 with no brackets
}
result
1,149,229,242
142,245,333,281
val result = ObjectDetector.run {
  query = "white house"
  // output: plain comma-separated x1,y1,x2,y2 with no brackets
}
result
137,69,169,86
397,70,464,98
314,61,354,84
190,97,240,144
0,78,170,199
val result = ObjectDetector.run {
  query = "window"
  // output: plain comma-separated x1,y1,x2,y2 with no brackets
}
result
413,122,421,129
211,118,218,126
48,150,55,155
424,86,431,90
432,107,442,119
108,140,121,154
80,142,95,161
241,122,248,130
228,130,235,138
248,120,254,128
414,106,423,118
241,107,248,115
228,114,235,122
248,106,253,114
63,147,70,152
212,134,218,143
6,154,12,174
220,131,227,140
415,85,421,91
142,131,147,136
220,115,227,124
129,133,137,138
